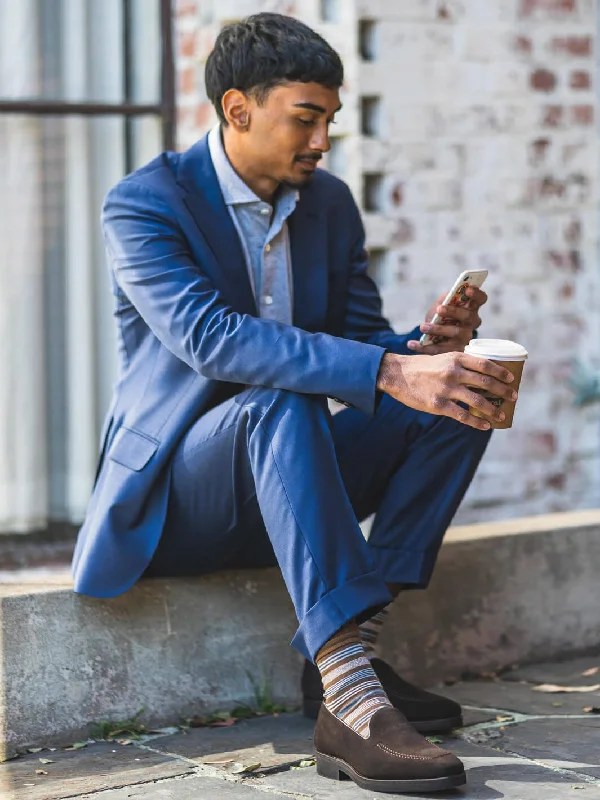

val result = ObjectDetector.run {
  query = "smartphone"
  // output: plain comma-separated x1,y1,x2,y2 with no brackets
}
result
419,269,488,347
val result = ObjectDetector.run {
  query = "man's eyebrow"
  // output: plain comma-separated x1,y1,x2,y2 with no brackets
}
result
292,102,343,114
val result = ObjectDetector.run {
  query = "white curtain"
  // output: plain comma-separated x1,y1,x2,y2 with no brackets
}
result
0,0,48,532
0,0,161,532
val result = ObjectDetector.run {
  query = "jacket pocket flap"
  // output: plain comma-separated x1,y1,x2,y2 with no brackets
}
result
108,427,159,471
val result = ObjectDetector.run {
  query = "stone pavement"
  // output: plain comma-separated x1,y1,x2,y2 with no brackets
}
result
2,656,600,800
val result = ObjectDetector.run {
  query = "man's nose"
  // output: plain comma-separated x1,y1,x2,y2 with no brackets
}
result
310,122,331,153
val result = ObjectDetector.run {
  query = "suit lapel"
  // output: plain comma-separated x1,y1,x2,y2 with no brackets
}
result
289,188,328,332
176,135,257,316
176,136,330,329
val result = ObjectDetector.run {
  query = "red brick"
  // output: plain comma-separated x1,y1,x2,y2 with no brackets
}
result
546,250,582,272
546,473,566,490
437,2,452,20
391,183,404,207
526,431,557,458
571,104,594,125
564,218,582,245
570,70,591,90
568,250,583,272
541,105,564,127
179,31,197,59
539,176,566,199
551,36,593,57
559,282,575,299
179,66,197,96
530,68,557,92
514,35,533,55
519,0,576,16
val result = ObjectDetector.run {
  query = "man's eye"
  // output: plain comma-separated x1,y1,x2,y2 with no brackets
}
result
298,118,316,126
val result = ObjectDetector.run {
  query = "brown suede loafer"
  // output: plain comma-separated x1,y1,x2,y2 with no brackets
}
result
314,705,466,793
302,657,462,732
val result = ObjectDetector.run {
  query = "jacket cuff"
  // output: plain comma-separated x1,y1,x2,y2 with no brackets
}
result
330,342,387,417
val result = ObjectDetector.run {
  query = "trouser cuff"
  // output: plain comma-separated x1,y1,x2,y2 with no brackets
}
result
291,570,392,662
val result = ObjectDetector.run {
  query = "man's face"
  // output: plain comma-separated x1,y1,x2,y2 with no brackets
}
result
239,82,342,189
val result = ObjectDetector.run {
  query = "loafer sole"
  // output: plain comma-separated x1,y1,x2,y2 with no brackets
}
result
304,698,462,733
315,750,466,793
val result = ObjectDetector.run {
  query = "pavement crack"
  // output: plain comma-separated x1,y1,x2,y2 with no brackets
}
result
134,742,314,797
135,742,241,782
458,705,600,733
496,745,600,788
52,771,200,800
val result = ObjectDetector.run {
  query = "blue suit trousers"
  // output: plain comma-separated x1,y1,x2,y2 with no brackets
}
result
143,388,491,661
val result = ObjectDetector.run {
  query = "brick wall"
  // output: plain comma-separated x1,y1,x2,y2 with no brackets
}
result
174,0,600,523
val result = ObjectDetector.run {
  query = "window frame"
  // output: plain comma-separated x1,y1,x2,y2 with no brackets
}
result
0,0,176,167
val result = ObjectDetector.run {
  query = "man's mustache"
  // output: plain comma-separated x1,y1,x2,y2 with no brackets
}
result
295,153,322,162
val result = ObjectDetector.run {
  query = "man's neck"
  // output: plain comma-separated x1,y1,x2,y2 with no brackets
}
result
221,126,279,203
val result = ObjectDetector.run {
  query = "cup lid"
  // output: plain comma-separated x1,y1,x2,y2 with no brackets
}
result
464,338,528,361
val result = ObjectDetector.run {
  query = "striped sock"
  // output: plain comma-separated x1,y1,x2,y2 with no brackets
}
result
359,606,390,658
315,622,393,738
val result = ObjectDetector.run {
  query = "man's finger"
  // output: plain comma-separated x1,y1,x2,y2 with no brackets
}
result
458,368,518,403
444,399,492,431
406,340,447,355
421,322,464,340
465,287,488,307
460,353,515,384
437,304,472,324
454,389,506,425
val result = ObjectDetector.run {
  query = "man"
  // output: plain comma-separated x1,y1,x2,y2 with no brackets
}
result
72,13,517,794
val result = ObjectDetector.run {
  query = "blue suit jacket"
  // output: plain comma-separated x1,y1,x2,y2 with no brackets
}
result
71,133,420,597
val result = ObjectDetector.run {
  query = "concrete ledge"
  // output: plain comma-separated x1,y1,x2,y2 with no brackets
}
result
381,509,600,686
2,510,600,757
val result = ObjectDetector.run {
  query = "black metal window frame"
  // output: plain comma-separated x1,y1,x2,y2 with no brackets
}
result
0,0,176,168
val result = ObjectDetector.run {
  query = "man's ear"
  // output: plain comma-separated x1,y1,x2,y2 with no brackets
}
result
222,89,250,130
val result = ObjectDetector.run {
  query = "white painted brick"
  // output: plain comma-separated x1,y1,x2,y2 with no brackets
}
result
401,174,463,211
386,105,440,138
388,142,438,174
358,137,392,172
454,26,517,62
448,61,492,98
378,22,455,63
212,0,299,19
459,1,523,24
465,137,530,175
355,0,437,22
486,62,530,97
363,213,400,248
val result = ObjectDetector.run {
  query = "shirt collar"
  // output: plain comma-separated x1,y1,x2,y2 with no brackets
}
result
208,124,299,210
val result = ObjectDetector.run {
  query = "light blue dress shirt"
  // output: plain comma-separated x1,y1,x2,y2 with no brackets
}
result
208,124,299,325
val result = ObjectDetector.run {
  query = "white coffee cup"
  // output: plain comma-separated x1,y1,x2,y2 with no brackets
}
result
464,339,528,429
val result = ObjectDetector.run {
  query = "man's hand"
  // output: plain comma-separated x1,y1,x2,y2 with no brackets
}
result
406,286,487,355
377,350,517,431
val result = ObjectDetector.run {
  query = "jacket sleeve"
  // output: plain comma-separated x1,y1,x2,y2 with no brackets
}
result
341,187,421,355
103,179,387,416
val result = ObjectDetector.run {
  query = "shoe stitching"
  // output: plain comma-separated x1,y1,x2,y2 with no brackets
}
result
376,743,447,760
